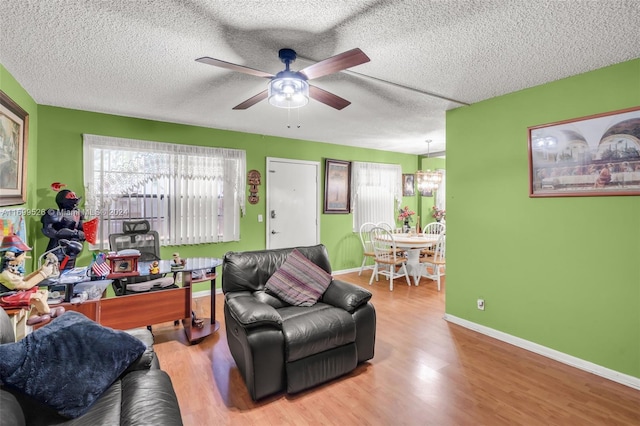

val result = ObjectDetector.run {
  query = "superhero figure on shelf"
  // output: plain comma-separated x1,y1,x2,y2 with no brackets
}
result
41,189,86,270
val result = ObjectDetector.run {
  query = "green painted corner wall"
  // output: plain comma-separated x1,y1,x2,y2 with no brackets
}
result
445,58,640,378
0,64,39,268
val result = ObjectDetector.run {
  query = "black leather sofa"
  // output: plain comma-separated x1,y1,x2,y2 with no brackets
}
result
0,307,183,426
222,244,376,400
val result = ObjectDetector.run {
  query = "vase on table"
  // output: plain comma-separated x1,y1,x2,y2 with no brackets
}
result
403,220,410,233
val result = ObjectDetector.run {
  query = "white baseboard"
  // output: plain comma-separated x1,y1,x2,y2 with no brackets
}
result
333,267,367,275
444,314,640,391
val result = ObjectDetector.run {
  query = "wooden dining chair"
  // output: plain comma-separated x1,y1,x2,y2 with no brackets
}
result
376,222,393,232
358,222,377,276
369,226,411,291
377,222,405,256
419,232,446,291
420,222,446,257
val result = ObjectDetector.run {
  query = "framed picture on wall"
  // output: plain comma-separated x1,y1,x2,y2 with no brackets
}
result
528,106,640,197
402,173,415,196
0,91,29,206
324,159,351,213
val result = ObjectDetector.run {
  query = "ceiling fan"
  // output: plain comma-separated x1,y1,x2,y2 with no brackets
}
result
196,48,370,110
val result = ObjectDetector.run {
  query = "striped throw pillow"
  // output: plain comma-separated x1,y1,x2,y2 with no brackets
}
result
265,249,333,306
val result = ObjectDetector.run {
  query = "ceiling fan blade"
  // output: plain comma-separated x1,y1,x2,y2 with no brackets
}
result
300,48,370,80
232,90,268,110
309,85,351,110
196,57,274,78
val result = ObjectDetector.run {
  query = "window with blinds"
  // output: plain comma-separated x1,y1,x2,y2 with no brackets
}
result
83,134,245,249
350,161,402,231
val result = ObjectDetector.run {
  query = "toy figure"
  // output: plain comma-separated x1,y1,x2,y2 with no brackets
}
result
171,252,186,270
0,235,64,325
41,187,86,270
149,260,160,275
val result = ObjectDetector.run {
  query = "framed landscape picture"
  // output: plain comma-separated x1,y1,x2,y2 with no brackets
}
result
528,106,640,197
324,159,351,213
0,91,29,206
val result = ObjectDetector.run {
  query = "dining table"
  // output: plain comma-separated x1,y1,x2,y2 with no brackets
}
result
377,232,440,285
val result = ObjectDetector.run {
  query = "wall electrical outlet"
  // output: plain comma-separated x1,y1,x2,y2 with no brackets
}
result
477,298,485,311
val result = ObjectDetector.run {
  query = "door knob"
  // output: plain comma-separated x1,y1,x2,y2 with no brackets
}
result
271,230,279,234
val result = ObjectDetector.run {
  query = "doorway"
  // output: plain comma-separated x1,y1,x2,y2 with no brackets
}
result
266,157,320,249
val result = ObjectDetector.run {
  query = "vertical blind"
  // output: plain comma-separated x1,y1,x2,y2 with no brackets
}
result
83,134,245,249
351,161,402,231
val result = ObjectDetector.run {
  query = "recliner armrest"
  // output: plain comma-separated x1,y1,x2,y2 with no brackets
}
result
321,279,372,313
225,293,283,329
123,327,159,373
120,370,183,426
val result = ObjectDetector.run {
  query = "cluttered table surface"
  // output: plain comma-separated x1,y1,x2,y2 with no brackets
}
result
36,256,223,344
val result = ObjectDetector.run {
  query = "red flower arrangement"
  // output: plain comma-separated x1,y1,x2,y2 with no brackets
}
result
432,206,446,221
397,206,416,223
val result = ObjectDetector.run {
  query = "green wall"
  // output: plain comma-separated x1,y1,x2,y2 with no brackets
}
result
0,64,40,245
446,59,640,378
33,106,418,277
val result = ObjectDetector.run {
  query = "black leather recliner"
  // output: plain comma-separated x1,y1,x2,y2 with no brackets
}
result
222,244,376,400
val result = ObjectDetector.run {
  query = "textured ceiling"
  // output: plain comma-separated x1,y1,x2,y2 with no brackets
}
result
1,1,638,155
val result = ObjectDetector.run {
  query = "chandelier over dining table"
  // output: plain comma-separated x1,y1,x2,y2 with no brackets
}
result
416,140,442,192
416,169,442,192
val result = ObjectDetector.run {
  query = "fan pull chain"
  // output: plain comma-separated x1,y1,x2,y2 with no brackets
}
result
286,108,302,129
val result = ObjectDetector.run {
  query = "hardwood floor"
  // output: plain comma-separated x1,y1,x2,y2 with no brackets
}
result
153,272,640,426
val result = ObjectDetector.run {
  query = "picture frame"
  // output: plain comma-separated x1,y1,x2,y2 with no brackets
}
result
528,106,640,197
0,207,27,243
402,173,415,196
0,91,29,206
324,159,351,214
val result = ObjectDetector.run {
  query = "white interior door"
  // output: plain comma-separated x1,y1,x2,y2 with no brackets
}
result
266,158,320,249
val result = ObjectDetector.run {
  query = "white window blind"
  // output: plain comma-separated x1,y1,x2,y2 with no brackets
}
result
83,134,245,249
351,161,402,231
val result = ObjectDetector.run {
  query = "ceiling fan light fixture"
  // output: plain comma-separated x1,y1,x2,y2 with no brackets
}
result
268,76,309,108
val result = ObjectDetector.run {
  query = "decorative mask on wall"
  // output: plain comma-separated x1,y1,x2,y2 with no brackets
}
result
248,170,261,205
